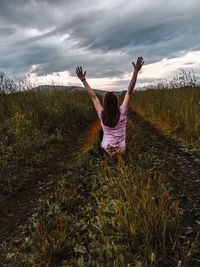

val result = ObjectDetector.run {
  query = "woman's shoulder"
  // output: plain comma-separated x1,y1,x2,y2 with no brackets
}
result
120,104,127,116
97,106,103,119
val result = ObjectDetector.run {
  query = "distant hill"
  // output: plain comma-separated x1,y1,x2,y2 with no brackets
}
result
33,85,123,95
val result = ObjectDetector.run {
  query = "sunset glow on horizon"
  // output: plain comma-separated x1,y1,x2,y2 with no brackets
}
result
27,50,200,91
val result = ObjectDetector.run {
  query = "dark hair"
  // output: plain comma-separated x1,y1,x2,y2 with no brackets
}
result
102,92,120,127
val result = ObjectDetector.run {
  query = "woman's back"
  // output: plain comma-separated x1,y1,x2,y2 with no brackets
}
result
98,104,127,152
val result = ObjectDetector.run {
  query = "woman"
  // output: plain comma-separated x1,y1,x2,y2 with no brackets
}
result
76,57,144,156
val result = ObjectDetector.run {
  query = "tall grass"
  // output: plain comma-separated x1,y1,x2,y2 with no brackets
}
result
7,116,199,266
92,161,179,266
1,72,200,266
130,86,200,145
0,89,96,193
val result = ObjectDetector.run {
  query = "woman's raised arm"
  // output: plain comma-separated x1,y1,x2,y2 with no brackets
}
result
122,57,144,109
76,66,102,113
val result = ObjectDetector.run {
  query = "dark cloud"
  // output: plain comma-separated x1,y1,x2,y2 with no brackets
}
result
0,0,200,85
100,70,124,78
67,6,200,57
0,26,16,35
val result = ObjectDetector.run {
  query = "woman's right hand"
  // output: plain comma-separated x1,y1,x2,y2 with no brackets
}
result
76,66,87,81
132,57,144,72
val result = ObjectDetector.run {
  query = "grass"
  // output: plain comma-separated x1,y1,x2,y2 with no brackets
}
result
0,89,97,193
5,110,199,266
129,86,200,146
1,85,200,266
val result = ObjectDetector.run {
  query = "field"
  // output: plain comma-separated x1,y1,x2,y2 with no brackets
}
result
0,86,200,266
129,86,200,146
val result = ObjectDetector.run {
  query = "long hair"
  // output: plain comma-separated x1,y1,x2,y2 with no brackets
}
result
102,92,120,127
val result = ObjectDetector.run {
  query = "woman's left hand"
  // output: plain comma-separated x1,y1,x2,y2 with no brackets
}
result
76,66,87,81
132,57,144,73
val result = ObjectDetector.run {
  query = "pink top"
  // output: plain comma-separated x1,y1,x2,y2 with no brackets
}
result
97,104,127,151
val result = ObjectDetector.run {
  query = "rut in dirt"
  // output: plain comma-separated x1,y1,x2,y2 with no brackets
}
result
129,109,200,232
0,145,71,243
0,119,100,244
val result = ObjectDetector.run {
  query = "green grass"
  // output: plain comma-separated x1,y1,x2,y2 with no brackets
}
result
6,110,199,267
0,89,97,193
1,86,200,266
129,86,200,146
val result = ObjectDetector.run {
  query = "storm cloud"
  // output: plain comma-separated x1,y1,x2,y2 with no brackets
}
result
0,0,200,89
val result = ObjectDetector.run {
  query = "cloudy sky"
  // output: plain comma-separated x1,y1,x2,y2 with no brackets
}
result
0,0,200,90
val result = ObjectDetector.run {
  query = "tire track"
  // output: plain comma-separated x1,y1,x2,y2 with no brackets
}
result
0,119,100,249
128,109,200,234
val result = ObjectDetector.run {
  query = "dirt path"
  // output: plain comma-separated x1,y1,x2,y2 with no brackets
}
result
77,119,101,149
128,109,200,235
0,120,101,245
